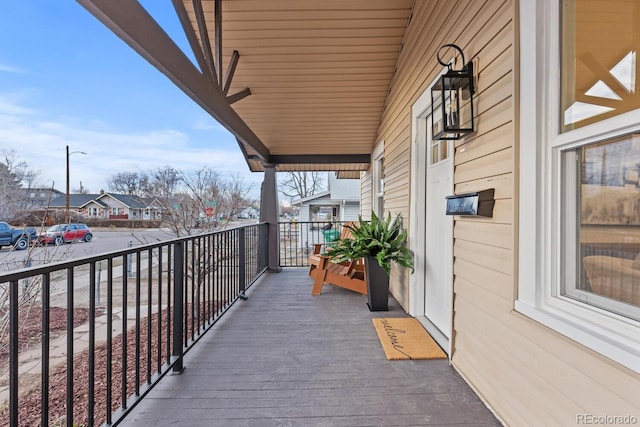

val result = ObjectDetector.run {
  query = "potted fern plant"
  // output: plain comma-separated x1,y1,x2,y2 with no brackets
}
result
326,211,414,311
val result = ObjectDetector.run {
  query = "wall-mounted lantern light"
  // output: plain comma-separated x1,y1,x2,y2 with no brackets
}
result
431,44,475,140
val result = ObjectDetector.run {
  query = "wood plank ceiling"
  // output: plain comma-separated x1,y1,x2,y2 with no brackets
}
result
79,0,414,173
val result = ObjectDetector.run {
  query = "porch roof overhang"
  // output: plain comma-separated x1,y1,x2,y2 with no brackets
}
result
76,0,413,173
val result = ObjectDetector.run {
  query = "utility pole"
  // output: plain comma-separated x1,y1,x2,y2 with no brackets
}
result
66,145,87,223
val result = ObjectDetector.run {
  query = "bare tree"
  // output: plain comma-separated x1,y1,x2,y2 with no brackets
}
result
0,149,43,221
156,192,200,237
107,171,147,196
72,181,91,194
147,166,179,199
279,171,326,200
159,166,222,237
217,173,256,227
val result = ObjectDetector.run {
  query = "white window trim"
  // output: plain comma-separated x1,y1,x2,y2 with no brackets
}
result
516,0,640,373
372,141,384,218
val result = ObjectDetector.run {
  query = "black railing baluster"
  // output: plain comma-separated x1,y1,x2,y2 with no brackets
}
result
135,252,141,397
121,255,128,409
66,270,74,427
9,279,18,426
147,248,152,384
227,231,231,303
41,273,50,427
224,231,227,309
186,240,191,346
198,237,204,332
199,237,205,332
157,247,163,375
220,231,224,313
190,240,195,341
254,226,258,271
88,262,96,426
172,241,184,373
252,228,255,274
216,233,221,317
239,228,246,299
106,257,113,426
166,244,172,369
195,238,200,333
211,233,215,316
206,234,212,324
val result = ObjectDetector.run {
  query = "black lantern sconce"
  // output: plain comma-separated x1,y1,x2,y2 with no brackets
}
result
431,44,475,140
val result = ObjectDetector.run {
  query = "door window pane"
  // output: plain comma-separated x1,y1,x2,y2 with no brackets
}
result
430,139,449,165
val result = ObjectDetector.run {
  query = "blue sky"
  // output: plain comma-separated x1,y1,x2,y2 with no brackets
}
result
0,1,263,196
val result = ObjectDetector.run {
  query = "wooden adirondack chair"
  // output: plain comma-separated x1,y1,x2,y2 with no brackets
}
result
307,222,367,296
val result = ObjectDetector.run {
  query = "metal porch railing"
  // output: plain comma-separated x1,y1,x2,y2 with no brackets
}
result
278,220,351,267
0,223,268,426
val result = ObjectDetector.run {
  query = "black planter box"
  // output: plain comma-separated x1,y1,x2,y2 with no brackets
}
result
364,256,390,311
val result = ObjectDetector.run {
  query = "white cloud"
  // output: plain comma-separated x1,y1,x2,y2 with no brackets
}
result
0,102,36,116
0,63,23,74
190,116,228,132
0,98,263,197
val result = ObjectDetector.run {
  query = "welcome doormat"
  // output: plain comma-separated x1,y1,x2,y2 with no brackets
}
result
372,318,447,360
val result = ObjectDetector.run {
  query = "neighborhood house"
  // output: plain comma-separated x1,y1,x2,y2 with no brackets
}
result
47,192,162,221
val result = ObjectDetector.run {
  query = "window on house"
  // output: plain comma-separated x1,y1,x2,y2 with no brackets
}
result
560,0,639,132
310,205,337,222
559,0,640,319
562,134,640,320
517,0,640,372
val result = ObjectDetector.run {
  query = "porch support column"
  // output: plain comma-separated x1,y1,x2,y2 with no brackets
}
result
260,163,281,271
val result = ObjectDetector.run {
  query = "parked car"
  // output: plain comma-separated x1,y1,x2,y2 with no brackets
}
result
0,221,38,250
37,223,93,245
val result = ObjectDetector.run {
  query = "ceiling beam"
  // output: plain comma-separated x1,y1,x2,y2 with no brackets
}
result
227,88,252,104
214,0,223,85
76,0,270,161
171,0,215,83
188,0,217,85
223,50,240,95
269,154,371,165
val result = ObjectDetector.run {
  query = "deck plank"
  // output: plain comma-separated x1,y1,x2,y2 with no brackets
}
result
119,269,501,426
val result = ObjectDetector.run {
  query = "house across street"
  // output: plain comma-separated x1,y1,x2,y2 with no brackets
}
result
47,191,163,221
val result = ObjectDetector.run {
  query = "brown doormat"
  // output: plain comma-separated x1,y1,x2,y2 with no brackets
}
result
372,318,447,360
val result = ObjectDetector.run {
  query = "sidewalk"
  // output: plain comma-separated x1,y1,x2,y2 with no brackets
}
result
0,310,116,403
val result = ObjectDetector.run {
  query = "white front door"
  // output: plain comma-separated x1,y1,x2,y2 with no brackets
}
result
410,97,454,353
424,135,453,340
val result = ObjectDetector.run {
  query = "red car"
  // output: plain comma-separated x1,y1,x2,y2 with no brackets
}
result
38,223,93,245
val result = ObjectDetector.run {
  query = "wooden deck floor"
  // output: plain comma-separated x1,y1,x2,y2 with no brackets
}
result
119,268,501,426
